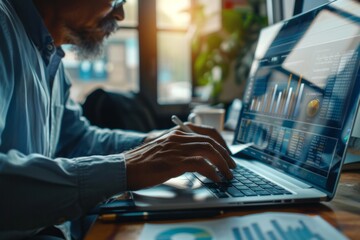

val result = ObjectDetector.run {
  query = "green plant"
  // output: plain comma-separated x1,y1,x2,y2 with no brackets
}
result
192,1,267,102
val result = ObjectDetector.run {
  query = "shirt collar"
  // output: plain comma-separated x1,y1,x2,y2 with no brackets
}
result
11,0,57,58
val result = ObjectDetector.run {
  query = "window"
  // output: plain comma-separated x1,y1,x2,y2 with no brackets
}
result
63,0,224,120
156,0,192,104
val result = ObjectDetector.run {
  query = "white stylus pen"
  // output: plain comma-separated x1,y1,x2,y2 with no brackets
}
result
171,115,195,133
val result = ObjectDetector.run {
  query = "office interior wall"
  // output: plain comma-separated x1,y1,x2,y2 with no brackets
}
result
302,0,331,12
282,0,295,20
266,0,295,24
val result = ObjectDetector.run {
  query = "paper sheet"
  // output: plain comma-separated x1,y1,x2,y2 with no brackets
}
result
229,142,254,155
139,212,348,240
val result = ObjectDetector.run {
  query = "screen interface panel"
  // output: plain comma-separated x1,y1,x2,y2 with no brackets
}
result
235,0,360,194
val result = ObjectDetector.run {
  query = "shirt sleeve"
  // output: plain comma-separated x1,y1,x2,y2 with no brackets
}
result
55,69,147,158
0,150,127,231
0,5,146,232
56,98,146,158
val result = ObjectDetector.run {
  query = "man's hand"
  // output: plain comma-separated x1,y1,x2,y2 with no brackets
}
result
125,125,236,190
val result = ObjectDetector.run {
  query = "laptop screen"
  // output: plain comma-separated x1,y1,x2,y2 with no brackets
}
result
234,0,360,196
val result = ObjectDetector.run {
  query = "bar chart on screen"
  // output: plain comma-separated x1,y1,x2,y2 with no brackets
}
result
248,74,307,120
247,73,322,122
245,48,358,129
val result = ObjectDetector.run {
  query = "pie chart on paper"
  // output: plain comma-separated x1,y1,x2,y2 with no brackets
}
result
156,227,213,240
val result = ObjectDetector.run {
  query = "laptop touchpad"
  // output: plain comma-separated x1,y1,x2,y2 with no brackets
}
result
132,174,215,205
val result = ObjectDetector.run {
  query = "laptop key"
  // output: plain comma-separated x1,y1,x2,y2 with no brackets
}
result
215,192,229,198
245,183,258,187
217,182,232,189
241,189,257,196
229,179,239,183
209,188,220,193
254,190,271,196
204,166,292,198
269,189,287,195
274,189,292,194
256,181,268,185
248,177,261,181
233,172,242,176
237,177,247,181
233,182,244,187
240,180,252,184
196,175,214,184
227,187,245,197
235,185,250,190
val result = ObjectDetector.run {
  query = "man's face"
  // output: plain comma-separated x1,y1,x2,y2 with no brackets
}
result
63,0,125,59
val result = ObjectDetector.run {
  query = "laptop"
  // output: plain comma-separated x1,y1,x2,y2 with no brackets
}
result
105,0,360,212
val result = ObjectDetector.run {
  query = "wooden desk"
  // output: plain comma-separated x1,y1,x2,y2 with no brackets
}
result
85,172,360,240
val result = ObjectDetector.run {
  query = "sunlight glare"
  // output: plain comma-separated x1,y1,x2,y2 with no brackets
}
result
157,0,191,29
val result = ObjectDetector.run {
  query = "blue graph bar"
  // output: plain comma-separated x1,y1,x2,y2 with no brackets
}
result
262,93,268,112
257,100,262,112
252,223,266,240
299,220,312,238
267,231,277,240
299,220,325,240
280,129,291,154
232,227,242,240
271,219,287,239
283,88,293,116
275,92,282,114
243,226,254,240
287,226,300,240
250,99,255,111
269,84,278,113
293,83,304,117
296,226,308,239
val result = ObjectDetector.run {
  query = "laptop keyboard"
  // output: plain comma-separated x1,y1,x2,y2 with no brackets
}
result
195,165,292,198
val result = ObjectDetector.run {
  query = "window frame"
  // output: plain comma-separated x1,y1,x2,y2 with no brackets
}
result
138,0,192,121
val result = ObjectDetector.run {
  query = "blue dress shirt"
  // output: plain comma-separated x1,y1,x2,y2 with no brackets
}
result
0,0,146,238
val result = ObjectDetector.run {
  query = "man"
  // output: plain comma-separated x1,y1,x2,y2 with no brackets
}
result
0,0,235,239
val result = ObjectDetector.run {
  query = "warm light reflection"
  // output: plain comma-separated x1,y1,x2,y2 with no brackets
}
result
157,0,191,29
118,0,138,26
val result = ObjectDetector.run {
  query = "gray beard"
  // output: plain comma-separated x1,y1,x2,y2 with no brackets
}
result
70,33,104,60
67,18,120,60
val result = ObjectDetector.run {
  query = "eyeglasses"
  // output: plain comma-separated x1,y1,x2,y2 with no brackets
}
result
111,0,126,8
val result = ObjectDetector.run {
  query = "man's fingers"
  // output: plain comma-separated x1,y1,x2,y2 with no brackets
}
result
185,123,230,151
167,133,236,169
185,156,221,183
157,131,236,176
125,128,238,190
182,142,233,180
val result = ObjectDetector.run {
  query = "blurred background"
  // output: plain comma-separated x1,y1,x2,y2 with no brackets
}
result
62,0,335,132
